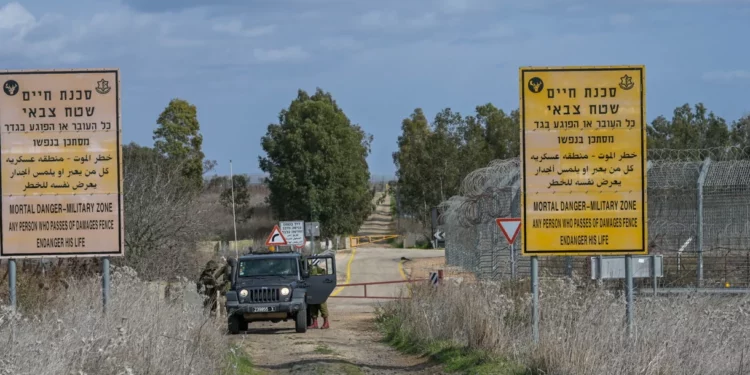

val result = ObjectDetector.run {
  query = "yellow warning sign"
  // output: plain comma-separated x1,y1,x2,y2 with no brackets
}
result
519,66,647,256
0,69,123,258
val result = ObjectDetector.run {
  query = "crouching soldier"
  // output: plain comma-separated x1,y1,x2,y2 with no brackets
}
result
196,258,230,315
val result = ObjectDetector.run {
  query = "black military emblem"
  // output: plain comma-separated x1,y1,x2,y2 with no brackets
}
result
3,80,19,96
619,75,634,90
95,79,111,95
528,77,544,93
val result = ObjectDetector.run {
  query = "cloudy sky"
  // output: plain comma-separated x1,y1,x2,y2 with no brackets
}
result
2,0,748,178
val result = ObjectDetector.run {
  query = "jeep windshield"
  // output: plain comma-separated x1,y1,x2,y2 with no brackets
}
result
238,258,298,277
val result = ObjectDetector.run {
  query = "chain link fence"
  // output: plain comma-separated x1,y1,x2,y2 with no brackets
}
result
439,147,750,288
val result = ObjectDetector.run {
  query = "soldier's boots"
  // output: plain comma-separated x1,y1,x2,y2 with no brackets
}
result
321,318,330,329
309,318,319,329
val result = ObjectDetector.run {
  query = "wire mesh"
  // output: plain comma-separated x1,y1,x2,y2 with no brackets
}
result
439,147,750,288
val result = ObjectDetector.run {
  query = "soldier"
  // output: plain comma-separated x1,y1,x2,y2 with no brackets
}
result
196,258,231,314
307,259,330,329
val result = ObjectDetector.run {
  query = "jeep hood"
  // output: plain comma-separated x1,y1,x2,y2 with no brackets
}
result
234,276,298,288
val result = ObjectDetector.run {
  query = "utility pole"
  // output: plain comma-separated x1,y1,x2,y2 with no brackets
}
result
307,167,316,255
230,160,238,259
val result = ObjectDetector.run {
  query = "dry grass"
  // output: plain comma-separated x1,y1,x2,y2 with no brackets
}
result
0,266,229,375
379,277,750,375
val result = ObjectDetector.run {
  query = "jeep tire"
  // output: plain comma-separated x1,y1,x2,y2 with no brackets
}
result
295,304,308,333
228,315,241,335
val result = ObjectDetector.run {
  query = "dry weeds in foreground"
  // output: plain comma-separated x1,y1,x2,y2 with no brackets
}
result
383,277,750,375
0,267,227,375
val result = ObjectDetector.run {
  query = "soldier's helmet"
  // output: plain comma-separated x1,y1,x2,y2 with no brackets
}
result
205,260,218,270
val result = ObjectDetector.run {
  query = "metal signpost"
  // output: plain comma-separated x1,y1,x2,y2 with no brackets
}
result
305,222,320,254
0,69,124,313
496,218,521,280
519,65,647,342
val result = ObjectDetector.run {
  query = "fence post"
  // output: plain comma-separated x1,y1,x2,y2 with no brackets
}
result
625,255,634,337
696,157,711,288
651,254,657,296
724,255,728,286
531,256,539,344
216,290,221,324
510,242,517,280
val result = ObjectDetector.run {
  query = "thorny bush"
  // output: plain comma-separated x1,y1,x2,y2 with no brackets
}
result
0,265,227,375
378,276,750,375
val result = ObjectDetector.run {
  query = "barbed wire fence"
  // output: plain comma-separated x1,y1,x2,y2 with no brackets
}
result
439,146,750,288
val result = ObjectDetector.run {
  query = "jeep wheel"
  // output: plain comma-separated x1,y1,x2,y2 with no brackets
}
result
295,304,308,333
228,315,241,335
239,319,248,332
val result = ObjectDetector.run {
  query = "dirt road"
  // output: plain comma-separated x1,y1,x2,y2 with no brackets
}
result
233,246,446,375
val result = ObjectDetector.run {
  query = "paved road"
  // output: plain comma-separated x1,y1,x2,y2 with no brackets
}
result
234,246,446,375
357,191,394,236
329,246,444,313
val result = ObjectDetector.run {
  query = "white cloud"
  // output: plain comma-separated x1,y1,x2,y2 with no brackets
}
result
610,13,633,26
440,0,471,13
566,5,586,12
357,9,440,31
0,3,75,63
212,20,275,37
0,2,36,33
320,36,361,50
437,0,499,14
408,12,438,28
358,10,399,29
702,70,750,82
0,3,292,66
253,46,308,62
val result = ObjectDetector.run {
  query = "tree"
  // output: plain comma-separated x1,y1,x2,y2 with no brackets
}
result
731,114,750,148
647,103,731,151
392,104,522,231
259,88,373,238
121,142,215,279
220,174,253,222
153,98,205,189
392,108,435,228
475,104,520,160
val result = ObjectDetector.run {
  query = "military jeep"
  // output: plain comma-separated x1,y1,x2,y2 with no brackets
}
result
223,249,337,334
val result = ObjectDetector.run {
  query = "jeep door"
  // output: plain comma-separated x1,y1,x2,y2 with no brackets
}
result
304,255,337,305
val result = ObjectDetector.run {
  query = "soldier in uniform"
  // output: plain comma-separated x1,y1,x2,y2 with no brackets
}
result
196,258,231,314
307,258,330,329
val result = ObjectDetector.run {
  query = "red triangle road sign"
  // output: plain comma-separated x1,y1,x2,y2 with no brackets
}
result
495,218,521,244
265,225,288,246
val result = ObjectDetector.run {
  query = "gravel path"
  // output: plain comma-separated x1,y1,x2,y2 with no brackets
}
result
231,248,447,375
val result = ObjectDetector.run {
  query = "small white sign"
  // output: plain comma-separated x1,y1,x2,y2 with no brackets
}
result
280,221,305,246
